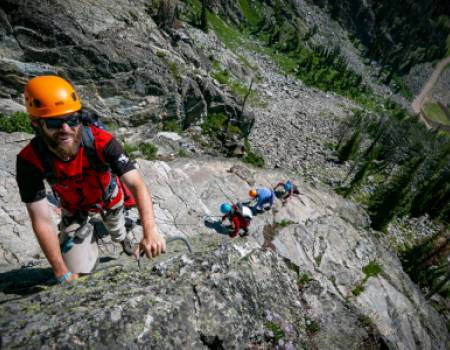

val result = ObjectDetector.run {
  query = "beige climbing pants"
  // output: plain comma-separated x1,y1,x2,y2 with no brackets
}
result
59,187,126,274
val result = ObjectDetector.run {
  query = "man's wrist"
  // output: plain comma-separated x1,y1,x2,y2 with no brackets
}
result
54,265,70,279
57,271,73,284
143,225,158,238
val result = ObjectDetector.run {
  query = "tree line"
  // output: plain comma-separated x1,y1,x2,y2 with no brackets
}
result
337,111,450,299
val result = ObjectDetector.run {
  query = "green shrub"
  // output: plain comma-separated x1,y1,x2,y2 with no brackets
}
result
0,112,33,134
304,316,320,334
162,119,182,133
243,140,265,167
139,142,158,160
338,130,361,162
298,273,311,287
265,321,285,342
275,219,295,229
358,315,375,328
352,284,365,296
123,143,138,159
201,112,228,136
227,124,242,136
156,50,166,58
243,150,265,167
314,255,322,266
168,61,181,83
362,261,383,278
211,69,230,85
177,148,188,157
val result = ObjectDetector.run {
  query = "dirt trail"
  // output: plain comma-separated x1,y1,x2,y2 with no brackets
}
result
411,56,450,114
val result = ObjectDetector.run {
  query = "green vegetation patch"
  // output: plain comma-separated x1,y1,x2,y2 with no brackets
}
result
123,143,138,159
162,118,182,133
239,0,263,28
177,148,188,158
392,74,413,100
350,261,383,297
139,142,158,160
298,272,311,287
265,321,285,342
168,61,181,84
274,219,296,229
211,69,230,85
0,111,33,134
304,316,320,334
243,140,265,168
362,261,383,278
207,11,243,48
201,112,228,136
352,283,365,296
423,101,450,125
211,69,262,105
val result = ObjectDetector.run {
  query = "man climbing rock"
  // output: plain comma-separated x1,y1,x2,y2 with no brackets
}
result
273,179,299,204
220,202,252,238
16,75,166,284
248,187,275,212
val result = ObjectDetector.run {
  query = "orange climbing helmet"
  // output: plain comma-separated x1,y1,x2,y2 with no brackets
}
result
24,76,81,119
249,189,257,198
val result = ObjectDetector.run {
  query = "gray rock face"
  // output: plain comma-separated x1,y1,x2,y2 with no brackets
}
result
244,52,354,185
0,132,43,271
0,1,448,347
0,98,25,114
0,146,447,348
0,0,247,145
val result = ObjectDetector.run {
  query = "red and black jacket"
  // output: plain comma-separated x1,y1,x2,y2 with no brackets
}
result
16,125,134,214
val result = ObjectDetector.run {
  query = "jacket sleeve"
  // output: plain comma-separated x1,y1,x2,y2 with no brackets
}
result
102,138,135,176
16,156,46,203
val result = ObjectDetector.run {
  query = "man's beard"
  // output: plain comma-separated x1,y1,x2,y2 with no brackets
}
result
40,126,82,161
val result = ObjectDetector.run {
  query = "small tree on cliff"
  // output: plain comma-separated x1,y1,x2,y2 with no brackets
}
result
368,155,424,231
200,0,208,33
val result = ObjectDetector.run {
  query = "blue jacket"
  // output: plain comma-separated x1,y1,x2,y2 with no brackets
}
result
256,187,274,207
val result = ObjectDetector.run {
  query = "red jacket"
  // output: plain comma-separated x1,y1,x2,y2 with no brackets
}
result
17,126,123,214
222,205,250,237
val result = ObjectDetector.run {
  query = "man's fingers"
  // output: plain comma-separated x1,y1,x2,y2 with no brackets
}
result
151,244,158,257
139,237,166,259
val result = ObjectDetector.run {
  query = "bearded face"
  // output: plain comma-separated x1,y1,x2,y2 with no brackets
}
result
38,120,82,161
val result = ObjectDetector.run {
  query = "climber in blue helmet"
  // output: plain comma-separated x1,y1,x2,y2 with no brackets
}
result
220,202,252,238
273,179,299,204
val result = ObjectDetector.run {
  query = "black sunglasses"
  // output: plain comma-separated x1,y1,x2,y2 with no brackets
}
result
42,112,82,130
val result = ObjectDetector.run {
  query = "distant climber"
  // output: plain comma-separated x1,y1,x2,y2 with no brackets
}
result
220,202,253,238
16,75,166,284
248,187,275,212
273,179,299,204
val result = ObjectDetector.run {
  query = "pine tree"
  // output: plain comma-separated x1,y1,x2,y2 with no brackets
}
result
200,0,208,33
368,156,424,231
401,231,450,299
337,130,361,162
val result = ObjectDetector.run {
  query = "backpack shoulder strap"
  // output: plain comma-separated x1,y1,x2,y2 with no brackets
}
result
235,202,244,217
81,126,109,172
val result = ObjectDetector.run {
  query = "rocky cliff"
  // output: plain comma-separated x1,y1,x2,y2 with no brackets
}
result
0,0,449,348
1,144,448,348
